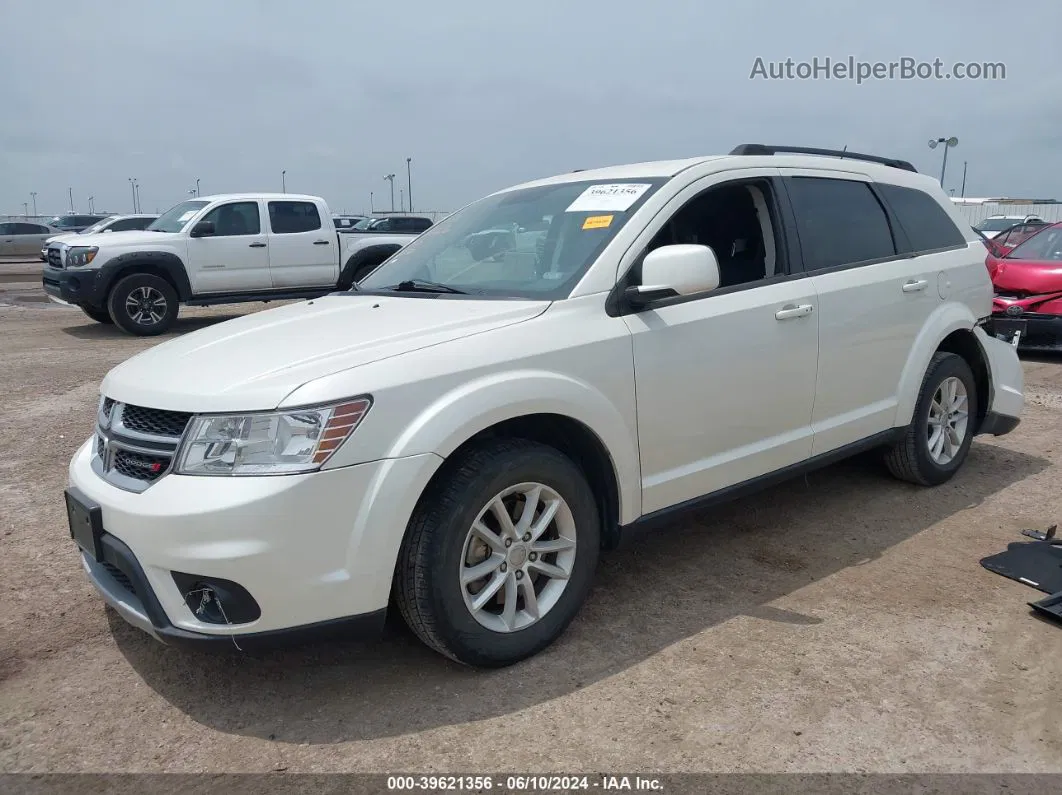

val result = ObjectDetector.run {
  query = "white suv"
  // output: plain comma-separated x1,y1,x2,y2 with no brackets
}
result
64,144,1024,667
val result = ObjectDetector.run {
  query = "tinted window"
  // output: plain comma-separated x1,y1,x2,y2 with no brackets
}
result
268,201,322,233
13,223,47,234
877,184,965,252
0,224,13,234
200,202,261,236
411,218,432,232
786,177,896,270
111,217,153,231
1007,225,1062,261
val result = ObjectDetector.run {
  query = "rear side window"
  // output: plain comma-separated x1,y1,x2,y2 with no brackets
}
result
268,201,322,233
877,184,966,252
13,223,47,234
785,177,896,270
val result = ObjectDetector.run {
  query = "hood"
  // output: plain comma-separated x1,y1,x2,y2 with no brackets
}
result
992,258,1062,294
72,229,178,248
45,232,81,246
101,294,549,412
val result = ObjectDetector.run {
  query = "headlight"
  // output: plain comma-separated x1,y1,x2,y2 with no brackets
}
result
66,246,98,267
174,397,372,476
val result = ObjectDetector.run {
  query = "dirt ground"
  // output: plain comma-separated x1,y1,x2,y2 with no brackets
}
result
1,262,1060,775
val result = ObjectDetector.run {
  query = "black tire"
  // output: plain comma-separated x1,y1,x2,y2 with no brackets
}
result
80,305,114,324
106,273,178,336
885,352,979,486
395,438,600,667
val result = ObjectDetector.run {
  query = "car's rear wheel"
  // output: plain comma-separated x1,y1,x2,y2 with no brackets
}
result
107,273,178,336
885,351,978,486
80,305,113,324
394,439,600,667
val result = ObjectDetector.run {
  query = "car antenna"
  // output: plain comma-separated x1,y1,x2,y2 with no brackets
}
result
840,145,848,160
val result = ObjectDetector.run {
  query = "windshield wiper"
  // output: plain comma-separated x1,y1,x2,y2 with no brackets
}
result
385,279,467,295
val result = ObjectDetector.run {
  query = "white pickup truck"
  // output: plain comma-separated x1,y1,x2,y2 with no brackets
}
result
42,193,420,335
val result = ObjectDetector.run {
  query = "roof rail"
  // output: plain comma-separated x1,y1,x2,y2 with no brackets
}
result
729,143,918,173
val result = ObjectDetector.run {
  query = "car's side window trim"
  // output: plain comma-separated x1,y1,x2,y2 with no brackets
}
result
606,170,799,317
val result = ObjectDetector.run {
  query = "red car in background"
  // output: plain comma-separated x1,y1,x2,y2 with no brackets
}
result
986,221,1062,351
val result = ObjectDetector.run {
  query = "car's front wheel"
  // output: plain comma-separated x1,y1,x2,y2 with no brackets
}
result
106,273,178,336
395,439,600,667
885,351,979,486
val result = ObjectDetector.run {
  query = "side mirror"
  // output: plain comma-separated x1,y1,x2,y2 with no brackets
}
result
190,220,215,238
624,244,720,308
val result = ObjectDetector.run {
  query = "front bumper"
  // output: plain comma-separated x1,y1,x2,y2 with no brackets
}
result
985,313,1062,352
42,264,108,308
67,438,443,647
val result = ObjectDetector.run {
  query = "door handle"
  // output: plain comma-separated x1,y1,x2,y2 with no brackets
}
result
313,239,331,245
775,303,814,320
902,279,928,292
248,242,266,248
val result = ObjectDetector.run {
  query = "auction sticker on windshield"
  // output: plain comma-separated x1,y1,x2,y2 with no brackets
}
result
177,210,197,222
566,183,651,212
582,214,613,230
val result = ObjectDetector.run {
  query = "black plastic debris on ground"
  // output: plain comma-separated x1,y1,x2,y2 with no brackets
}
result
980,525,1062,627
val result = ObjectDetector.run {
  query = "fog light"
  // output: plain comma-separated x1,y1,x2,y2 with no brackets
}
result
171,572,261,624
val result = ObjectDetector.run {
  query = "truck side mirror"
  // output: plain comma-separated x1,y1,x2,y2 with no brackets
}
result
190,221,215,238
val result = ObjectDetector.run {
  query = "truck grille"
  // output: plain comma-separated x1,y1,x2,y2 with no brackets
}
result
47,247,63,269
92,399,193,492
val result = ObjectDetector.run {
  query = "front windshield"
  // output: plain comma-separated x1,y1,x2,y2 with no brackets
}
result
358,178,665,299
1006,225,1062,261
147,200,209,233
977,218,1021,232
81,216,119,234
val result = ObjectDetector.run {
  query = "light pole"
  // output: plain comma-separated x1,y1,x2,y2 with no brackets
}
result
188,189,197,198
195,177,200,197
134,182,141,213
128,178,137,212
88,196,95,213
960,161,968,198
281,170,286,193
928,137,958,186
400,189,405,212
406,157,413,212
30,192,37,216
384,174,396,212
370,191,374,213
22,202,28,217
68,187,74,212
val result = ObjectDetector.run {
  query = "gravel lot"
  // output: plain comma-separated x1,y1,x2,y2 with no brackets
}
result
1,262,1060,774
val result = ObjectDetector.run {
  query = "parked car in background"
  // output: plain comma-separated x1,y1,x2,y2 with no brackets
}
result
0,221,62,257
974,214,1045,239
42,193,423,334
986,221,1062,350
40,214,159,260
349,214,434,233
62,144,1024,667
983,220,1049,257
333,215,368,232
46,214,112,233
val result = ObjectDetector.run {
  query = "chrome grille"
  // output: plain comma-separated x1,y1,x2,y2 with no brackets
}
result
93,399,191,492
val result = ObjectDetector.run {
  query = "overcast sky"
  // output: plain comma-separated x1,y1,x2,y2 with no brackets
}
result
2,0,1060,217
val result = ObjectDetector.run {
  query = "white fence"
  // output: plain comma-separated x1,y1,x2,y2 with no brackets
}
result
951,202,1062,225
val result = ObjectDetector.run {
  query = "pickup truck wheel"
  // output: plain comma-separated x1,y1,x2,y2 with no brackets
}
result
107,274,178,336
79,305,114,324
885,352,978,486
395,439,600,667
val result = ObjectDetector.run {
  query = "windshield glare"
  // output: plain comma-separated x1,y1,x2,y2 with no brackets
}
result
147,200,209,233
81,217,118,234
977,218,1022,232
1006,226,1062,261
357,179,664,298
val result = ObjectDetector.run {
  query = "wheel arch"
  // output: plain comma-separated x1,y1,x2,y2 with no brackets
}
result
99,252,192,301
894,303,981,427
380,371,640,541
338,244,403,289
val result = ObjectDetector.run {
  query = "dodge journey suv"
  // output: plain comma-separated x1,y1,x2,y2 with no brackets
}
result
64,144,1024,667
